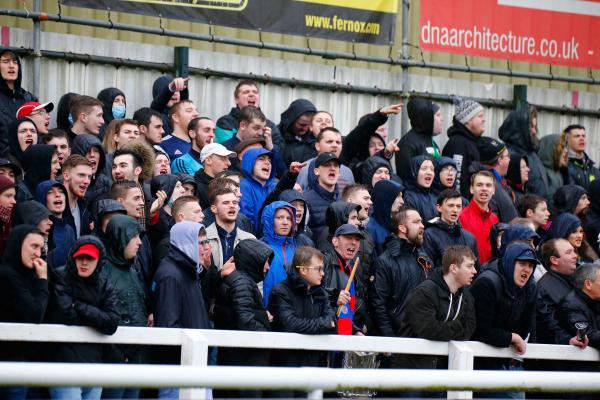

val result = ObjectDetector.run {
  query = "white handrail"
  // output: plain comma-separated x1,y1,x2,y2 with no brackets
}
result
0,323,598,400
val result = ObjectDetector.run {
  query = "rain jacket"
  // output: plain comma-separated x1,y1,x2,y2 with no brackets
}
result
240,147,277,231
403,155,438,222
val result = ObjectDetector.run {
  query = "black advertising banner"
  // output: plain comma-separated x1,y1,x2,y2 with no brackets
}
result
60,0,398,45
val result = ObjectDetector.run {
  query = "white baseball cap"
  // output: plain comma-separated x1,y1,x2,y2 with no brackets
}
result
200,143,236,163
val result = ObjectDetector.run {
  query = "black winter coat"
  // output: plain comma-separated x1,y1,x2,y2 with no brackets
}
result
396,97,440,181
470,265,536,369
584,181,600,249
442,118,481,198
568,153,600,192
194,168,213,210
0,225,49,361
399,270,476,369
536,269,574,345
304,183,338,241
47,236,120,363
278,99,318,165
558,289,600,349
422,218,479,270
498,104,549,199
214,239,273,370
368,236,433,337
268,272,336,367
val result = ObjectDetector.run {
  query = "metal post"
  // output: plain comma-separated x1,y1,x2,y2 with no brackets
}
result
400,0,410,137
447,341,474,400
174,46,189,78
513,84,528,109
180,330,209,400
31,0,41,97
307,389,324,399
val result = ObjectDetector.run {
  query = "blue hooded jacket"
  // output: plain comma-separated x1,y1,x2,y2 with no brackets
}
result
501,242,538,297
366,179,405,255
35,180,76,269
240,147,277,231
402,155,438,222
260,201,296,307
546,213,582,241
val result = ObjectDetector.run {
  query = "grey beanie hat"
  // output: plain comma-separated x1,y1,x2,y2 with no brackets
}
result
454,97,484,125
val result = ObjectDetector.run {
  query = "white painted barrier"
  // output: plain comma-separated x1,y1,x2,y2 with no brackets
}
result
0,323,598,399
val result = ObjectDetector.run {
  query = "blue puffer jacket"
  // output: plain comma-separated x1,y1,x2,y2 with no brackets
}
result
260,201,296,308
240,148,277,232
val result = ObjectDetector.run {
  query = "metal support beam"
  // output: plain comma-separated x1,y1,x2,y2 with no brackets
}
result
400,0,410,137
0,8,598,85
513,85,528,109
174,46,189,78
31,0,41,96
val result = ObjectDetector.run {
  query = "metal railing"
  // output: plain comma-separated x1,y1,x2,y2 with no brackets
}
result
0,323,598,400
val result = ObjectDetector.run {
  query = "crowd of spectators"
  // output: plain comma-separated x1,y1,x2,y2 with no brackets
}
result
1,46,600,399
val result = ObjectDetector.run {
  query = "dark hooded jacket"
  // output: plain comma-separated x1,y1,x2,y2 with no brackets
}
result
403,155,438,222
154,221,211,330
6,117,36,166
56,92,78,132
361,156,392,189
481,224,540,272
547,213,582,242
553,184,586,216
216,105,284,148
91,199,127,241
470,243,537,368
368,236,433,337
47,236,120,362
279,99,317,165
432,156,459,196
16,144,56,202
102,215,148,363
442,117,481,198
399,269,476,369
340,109,390,177
568,151,600,192
279,189,314,247
538,134,570,207
317,201,361,252
0,225,48,361
214,239,273,367
148,174,179,246
71,133,112,202
0,49,37,157
498,104,548,198
584,180,600,250
536,268,575,345
35,180,77,269
505,154,527,204
97,87,125,135
423,217,479,271
151,75,189,136
268,270,336,369
396,97,440,180
366,180,404,255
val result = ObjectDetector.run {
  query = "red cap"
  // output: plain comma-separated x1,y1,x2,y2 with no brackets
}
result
72,243,100,260
16,102,54,118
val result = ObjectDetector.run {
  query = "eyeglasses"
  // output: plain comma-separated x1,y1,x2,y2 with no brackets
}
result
296,265,325,273
29,109,48,117
198,239,211,247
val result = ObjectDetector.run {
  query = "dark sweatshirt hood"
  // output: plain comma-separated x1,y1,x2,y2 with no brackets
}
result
325,201,361,236
406,155,433,190
35,180,68,208
1,224,38,266
56,92,79,132
547,213,582,240
104,214,143,268
150,174,180,201
234,238,274,283
279,189,308,232
501,242,537,295
8,117,37,162
22,144,56,194
506,154,527,188
447,117,478,141
65,235,107,280
71,133,107,174
371,179,405,226
97,87,125,125
278,99,317,135
538,134,560,170
13,200,51,227
553,185,587,215
489,222,510,259
361,156,391,188
152,75,189,112
0,49,23,97
499,224,540,257
499,103,536,152
407,96,436,135
432,156,458,193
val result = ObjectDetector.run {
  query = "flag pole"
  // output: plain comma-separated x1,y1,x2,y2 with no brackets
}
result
337,258,360,317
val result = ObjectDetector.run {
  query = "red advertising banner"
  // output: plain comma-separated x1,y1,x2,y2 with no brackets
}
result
419,0,600,69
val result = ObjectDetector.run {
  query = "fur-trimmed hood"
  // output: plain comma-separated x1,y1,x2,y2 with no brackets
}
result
119,139,155,182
